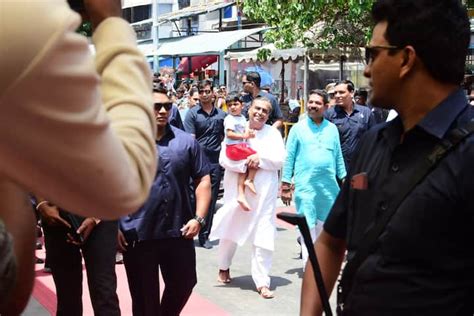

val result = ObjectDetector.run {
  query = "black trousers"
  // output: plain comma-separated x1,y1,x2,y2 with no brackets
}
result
42,220,120,316
198,162,222,243
123,238,197,316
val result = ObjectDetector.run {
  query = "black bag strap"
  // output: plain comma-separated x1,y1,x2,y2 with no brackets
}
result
339,119,474,306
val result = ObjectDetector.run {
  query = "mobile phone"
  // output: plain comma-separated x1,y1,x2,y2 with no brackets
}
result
62,211,85,243
67,0,85,13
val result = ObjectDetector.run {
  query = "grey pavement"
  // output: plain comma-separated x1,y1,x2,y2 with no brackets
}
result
192,199,337,316
23,199,337,315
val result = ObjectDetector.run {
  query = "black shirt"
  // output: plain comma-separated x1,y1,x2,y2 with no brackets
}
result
325,89,474,314
241,90,283,126
324,104,375,170
183,105,226,163
120,125,210,241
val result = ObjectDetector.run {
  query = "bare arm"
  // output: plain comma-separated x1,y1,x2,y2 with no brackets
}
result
300,230,346,316
182,175,211,239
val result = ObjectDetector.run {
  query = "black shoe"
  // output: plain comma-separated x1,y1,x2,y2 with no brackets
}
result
36,241,43,250
43,267,52,274
35,257,44,264
201,240,213,249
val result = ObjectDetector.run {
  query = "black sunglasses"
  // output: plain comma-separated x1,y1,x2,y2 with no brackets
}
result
365,45,401,64
154,102,173,111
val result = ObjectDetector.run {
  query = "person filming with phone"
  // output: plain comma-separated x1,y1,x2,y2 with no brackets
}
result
0,0,157,313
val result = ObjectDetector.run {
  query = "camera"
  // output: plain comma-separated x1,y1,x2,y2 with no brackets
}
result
67,0,85,13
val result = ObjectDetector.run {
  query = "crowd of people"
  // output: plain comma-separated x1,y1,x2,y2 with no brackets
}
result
1,0,473,315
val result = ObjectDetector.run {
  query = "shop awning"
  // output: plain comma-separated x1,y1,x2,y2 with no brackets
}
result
226,44,306,62
154,27,268,56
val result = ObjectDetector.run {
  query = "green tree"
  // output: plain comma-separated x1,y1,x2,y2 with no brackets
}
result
241,0,374,52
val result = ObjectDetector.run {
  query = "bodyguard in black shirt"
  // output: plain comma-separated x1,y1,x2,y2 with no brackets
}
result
184,79,226,249
301,1,474,315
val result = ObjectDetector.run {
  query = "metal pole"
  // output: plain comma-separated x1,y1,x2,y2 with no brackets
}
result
219,52,225,86
152,0,159,73
303,54,308,114
277,212,333,316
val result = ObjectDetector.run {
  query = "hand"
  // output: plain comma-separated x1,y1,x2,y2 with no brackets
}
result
39,204,71,228
83,0,122,29
117,230,128,252
280,185,293,206
246,154,260,169
66,217,96,245
244,129,256,139
181,219,201,239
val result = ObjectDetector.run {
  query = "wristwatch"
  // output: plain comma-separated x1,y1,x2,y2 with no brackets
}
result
193,215,206,227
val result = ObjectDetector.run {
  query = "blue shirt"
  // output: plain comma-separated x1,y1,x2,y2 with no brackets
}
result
169,104,184,130
242,90,283,126
324,103,375,170
325,89,474,314
184,105,226,163
120,125,210,241
282,117,346,227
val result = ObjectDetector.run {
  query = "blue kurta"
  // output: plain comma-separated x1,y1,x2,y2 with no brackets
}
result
282,117,346,228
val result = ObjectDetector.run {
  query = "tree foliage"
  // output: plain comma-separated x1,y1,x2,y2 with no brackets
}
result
241,0,375,51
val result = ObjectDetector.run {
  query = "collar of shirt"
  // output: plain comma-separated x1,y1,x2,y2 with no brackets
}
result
334,103,360,117
379,89,468,149
416,89,468,140
156,124,175,144
197,104,218,116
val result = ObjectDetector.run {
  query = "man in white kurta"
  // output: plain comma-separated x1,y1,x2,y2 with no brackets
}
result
210,98,286,299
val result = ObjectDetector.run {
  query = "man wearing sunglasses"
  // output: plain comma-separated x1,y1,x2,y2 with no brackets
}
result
119,86,211,315
302,1,473,315
184,80,227,249
242,71,284,129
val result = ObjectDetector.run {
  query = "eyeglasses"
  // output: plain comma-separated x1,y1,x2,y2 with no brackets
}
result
199,90,212,95
154,102,173,111
365,45,401,64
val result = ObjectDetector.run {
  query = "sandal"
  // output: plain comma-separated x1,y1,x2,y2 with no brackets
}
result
257,286,274,299
217,269,231,284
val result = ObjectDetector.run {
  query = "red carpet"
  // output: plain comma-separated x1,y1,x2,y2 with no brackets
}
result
32,248,229,315
32,206,294,315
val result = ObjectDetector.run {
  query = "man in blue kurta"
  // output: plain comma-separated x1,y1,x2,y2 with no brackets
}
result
281,90,346,268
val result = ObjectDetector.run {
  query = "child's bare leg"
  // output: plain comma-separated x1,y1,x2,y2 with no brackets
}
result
237,173,251,211
244,168,257,194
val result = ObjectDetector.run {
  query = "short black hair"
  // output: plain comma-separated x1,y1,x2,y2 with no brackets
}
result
189,87,199,96
245,71,261,88
308,89,329,104
152,80,169,96
198,79,213,92
334,80,355,92
355,89,368,99
372,0,469,85
225,91,242,104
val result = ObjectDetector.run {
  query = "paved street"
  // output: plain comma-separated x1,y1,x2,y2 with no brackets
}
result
23,199,337,315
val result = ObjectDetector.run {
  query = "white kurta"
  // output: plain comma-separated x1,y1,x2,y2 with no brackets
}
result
210,125,286,252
